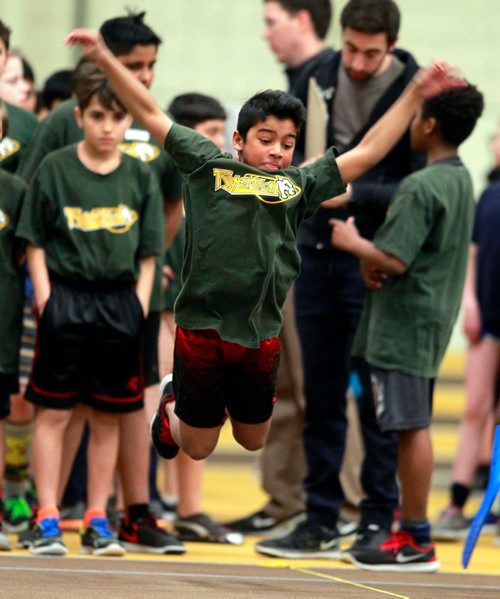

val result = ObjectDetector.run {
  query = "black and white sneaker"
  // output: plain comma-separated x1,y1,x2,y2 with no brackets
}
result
342,523,389,563
174,513,243,545
255,520,341,559
224,510,305,536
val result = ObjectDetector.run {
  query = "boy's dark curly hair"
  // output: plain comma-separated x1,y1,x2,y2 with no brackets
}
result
422,84,484,147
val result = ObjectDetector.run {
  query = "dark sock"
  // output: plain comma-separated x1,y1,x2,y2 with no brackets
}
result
451,483,470,509
127,503,150,523
401,519,431,545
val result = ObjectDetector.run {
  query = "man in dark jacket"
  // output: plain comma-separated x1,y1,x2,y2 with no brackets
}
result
257,0,425,560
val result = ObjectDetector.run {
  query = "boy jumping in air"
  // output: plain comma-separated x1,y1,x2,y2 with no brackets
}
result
66,28,464,473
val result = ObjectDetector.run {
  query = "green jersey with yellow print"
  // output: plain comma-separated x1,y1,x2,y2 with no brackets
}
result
16,145,163,282
164,124,346,348
0,102,38,174
16,97,182,310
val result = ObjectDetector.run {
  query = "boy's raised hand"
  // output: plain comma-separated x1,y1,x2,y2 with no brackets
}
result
65,29,107,62
414,60,466,99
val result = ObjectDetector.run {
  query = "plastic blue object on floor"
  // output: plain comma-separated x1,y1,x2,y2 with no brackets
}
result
462,424,500,568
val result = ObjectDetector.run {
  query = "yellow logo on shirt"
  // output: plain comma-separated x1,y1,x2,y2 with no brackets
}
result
119,141,160,162
0,209,10,229
0,137,21,161
213,168,301,204
64,204,139,234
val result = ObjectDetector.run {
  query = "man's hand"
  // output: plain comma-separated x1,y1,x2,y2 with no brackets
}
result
330,216,359,252
65,29,107,62
414,59,466,99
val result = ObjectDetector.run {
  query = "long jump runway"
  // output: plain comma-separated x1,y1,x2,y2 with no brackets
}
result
2,552,500,598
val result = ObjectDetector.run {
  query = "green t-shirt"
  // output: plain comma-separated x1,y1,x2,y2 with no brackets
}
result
16,98,182,310
164,124,346,348
0,170,26,374
16,145,163,282
353,159,474,377
0,102,38,174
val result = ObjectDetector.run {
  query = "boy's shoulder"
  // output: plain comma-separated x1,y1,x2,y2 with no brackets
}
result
0,169,27,196
4,101,38,131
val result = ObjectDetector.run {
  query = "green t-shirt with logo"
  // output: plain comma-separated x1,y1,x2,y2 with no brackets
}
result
16,98,182,310
16,145,163,283
353,160,474,378
164,124,346,348
0,170,26,374
0,102,38,174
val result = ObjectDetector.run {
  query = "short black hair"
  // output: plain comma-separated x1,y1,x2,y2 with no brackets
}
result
99,11,162,56
237,89,306,141
265,0,333,39
167,93,226,128
0,20,11,50
422,84,484,147
340,0,400,45
72,61,127,114
42,69,73,110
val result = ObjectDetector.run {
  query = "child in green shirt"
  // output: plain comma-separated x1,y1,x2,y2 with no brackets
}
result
331,84,484,572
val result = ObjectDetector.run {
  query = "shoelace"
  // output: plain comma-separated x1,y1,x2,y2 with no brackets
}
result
380,531,414,552
39,517,61,537
4,496,32,520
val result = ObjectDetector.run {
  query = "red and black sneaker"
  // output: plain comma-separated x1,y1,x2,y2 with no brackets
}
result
118,515,185,555
150,374,179,459
348,530,440,573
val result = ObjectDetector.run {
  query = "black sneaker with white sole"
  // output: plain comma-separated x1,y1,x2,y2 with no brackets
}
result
224,510,305,536
342,523,389,563
255,520,341,559
174,513,243,545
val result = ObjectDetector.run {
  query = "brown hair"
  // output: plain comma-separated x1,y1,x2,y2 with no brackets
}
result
72,60,127,113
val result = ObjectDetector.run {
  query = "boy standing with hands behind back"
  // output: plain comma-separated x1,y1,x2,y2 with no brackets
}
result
65,29,464,494
331,84,484,571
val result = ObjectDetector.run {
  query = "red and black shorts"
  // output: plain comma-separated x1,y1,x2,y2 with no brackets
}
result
26,279,145,414
172,327,281,428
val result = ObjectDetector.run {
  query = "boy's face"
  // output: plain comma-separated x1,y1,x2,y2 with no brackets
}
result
263,2,301,67
75,95,132,156
116,44,158,89
410,107,433,153
341,27,395,82
233,115,297,171
195,118,226,151
0,55,32,110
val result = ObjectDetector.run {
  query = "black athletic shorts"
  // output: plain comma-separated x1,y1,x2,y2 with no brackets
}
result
143,311,160,387
0,372,18,419
26,280,145,414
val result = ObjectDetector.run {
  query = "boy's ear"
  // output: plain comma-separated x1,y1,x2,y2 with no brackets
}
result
232,130,244,152
423,116,437,136
74,106,84,129
388,36,399,53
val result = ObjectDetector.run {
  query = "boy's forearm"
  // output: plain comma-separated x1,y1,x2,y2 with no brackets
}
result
135,255,156,317
348,237,407,276
462,244,478,307
27,244,51,314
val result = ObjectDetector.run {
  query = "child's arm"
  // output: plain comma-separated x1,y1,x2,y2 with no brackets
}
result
462,243,481,343
336,61,463,184
26,244,51,316
330,217,407,277
65,29,172,146
135,255,156,318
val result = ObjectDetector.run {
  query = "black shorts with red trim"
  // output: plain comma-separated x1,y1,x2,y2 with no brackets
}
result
172,327,281,428
26,279,145,414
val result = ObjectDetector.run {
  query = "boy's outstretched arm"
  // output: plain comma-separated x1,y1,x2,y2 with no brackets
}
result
336,61,464,184
66,29,172,146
